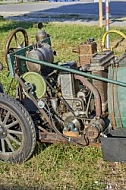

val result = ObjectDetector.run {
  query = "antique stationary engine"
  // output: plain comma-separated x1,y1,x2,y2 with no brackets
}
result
22,34,114,142
1,23,126,163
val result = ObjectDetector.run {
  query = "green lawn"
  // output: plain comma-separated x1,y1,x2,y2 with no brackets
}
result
0,19,126,189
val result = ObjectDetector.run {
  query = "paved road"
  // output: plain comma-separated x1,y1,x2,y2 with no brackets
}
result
0,1,126,16
1,1,99,16
0,1,126,26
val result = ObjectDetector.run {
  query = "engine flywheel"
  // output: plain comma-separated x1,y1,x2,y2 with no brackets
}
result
22,72,46,99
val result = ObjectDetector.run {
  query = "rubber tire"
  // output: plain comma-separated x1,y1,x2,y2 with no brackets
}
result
0,93,36,163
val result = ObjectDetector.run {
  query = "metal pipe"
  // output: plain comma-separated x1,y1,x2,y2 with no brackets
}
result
105,0,110,49
14,54,126,87
74,75,101,117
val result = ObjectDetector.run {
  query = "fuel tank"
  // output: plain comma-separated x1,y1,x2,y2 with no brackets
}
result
108,54,126,128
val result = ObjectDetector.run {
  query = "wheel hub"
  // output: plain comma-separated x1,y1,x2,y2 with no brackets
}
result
0,125,7,139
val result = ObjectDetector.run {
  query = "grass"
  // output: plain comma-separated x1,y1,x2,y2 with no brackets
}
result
0,19,126,189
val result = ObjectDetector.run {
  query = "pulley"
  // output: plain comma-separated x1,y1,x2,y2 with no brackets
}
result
22,72,46,99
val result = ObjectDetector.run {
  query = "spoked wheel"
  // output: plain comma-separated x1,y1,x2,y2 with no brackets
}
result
0,93,36,163
5,27,29,64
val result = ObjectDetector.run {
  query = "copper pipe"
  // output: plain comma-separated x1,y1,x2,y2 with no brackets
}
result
74,74,102,117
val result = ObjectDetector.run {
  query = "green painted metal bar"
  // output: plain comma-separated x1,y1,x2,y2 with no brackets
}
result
15,54,126,87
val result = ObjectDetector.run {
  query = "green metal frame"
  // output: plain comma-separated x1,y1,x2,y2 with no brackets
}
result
7,37,51,77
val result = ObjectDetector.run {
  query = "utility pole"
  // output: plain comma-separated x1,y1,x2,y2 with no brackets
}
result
99,0,103,27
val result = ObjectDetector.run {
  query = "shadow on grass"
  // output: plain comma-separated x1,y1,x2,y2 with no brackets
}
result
33,141,52,158
0,185,51,190
110,17,126,24
0,19,35,33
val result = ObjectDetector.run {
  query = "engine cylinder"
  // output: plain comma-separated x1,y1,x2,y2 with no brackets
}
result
26,43,54,72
